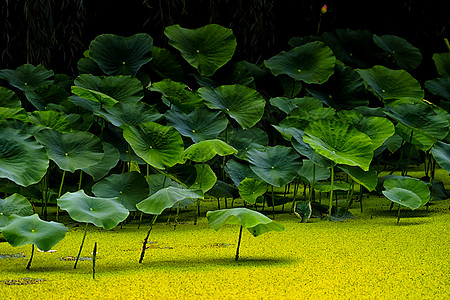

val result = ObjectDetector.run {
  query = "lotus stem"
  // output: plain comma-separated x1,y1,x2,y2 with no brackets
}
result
78,171,83,190
402,130,414,176
290,179,299,214
327,166,334,221
346,180,355,209
57,170,66,222
271,185,275,219
74,223,89,269
309,164,316,202
235,225,243,261
397,206,401,223
139,215,158,263
92,242,97,280
26,244,34,269
444,38,450,52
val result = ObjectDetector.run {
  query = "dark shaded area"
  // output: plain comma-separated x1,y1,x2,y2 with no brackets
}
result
1,1,449,78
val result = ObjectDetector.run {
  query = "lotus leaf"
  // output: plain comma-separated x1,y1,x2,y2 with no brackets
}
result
338,165,378,191
98,102,163,127
298,160,330,184
149,46,184,81
382,177,430,210
269,97,322,114
2,214,67,252
150,79,204,113
0,86,21,108
58,190,129,230
89,33,153,75
123,122,184,170
224,159,260,187
238,178,267,205
264,41,336,84
432,52,450,77
0,127,49,187
182,139,237,163
92,172,149,211
0,64,53,92
373,34,422,70
425,77,450,100
136,187,203,215
29,111,71,132
190,164,217,193
25,84,69,111
0,194,33,229
164,24,237,76
431,141,450,173
82,142,120,181
0,107,28,123
247,145,302,187
225,127,268,160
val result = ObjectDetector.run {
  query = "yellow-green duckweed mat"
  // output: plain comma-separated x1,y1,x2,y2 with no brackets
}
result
1,197,449,300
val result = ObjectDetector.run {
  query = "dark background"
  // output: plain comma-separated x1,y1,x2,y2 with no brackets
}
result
1,0,449,78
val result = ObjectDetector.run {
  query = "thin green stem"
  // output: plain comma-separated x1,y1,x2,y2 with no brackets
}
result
327,166,334,221
78,171,83,190
139,215,158,263
444,38,450,52
26,244,34,269
271,185,275,219
235,225,243,261
92,242,97,280
57,170,66,222
74,223,89,269
309,164,316,202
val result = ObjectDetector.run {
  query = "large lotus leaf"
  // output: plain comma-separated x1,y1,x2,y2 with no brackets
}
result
123,122,184,170
58,190,128,230
384,133,404,154
224,159,259,187
303,119,374,171
338,165,378,191
89,33,153,75
2,214,67,251
82,142,120,181
190,164,217,193
425,77,450,100
432,52,450,77
206,207,285,237
247,145,302,187
290,133,334,169
264,41,335,84
35,129,104,173
373,34,422,70
357,66,424,100
385,102,449,140
0,107,28,123
136,187,203,215
29,111,71,132
92,172,149,211
77,56,103,75
165,108,228,143
354,116,395,150
382,177,430,210
149,46,184,81
0,86,21,108
238,178,267,205
269,96,323,114
0,127,49,187
0,64,53,92
98,102,162,127
298,159,330,184
431,141,450,173
182,139,237,163
226,127,268,160
72,74,144,106
164,24,237,76
149,79,204,113
395,124,436,151
0,194,33,229
199,84,265,129
25,84,69,111
322,29,384,68
306,65,369,110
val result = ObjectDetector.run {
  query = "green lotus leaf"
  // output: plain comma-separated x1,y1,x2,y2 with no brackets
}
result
224,159,259,187
298,160,330,184
25,84,69,111
58,190,129,230
89,33,153,75
0,127,49,187
382,177,430,210
425,77,450,100
92,172,149,211
238,178,267,205
0,86,21,108
2,214,67,251
247,145,302,187
206,207,285,237
149,46,184,81
226,127,268,160
182,139,237,163
432,52,450,77
150,79,204,113
306,65,369,110
77,57,103,75
291,133,334,169
395,124,436,151
353,116,395,150
303,119,374,171
314,181,351,192
199,84,265,129
385,102,449,140
290,107,336,121
82,142,120,181
29,111,71,132
164,24,237,76
0,107,28,123
0,194,33,229
136,187,203,215
357,65,424,100
34,129,104,173
123,122,184,169
338,165,378,191
373,34,422,70
165,108,228,143
189,164,217,193
269,96,323,114
431,141,450,173
98,102,162,127
264,41,335,84
384,133,404,154
0,64,53,92
72,74,144,106
294,201,312,223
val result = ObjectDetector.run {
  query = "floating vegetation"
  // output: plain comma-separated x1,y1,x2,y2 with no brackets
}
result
0,253,26,259
3,277,45,285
